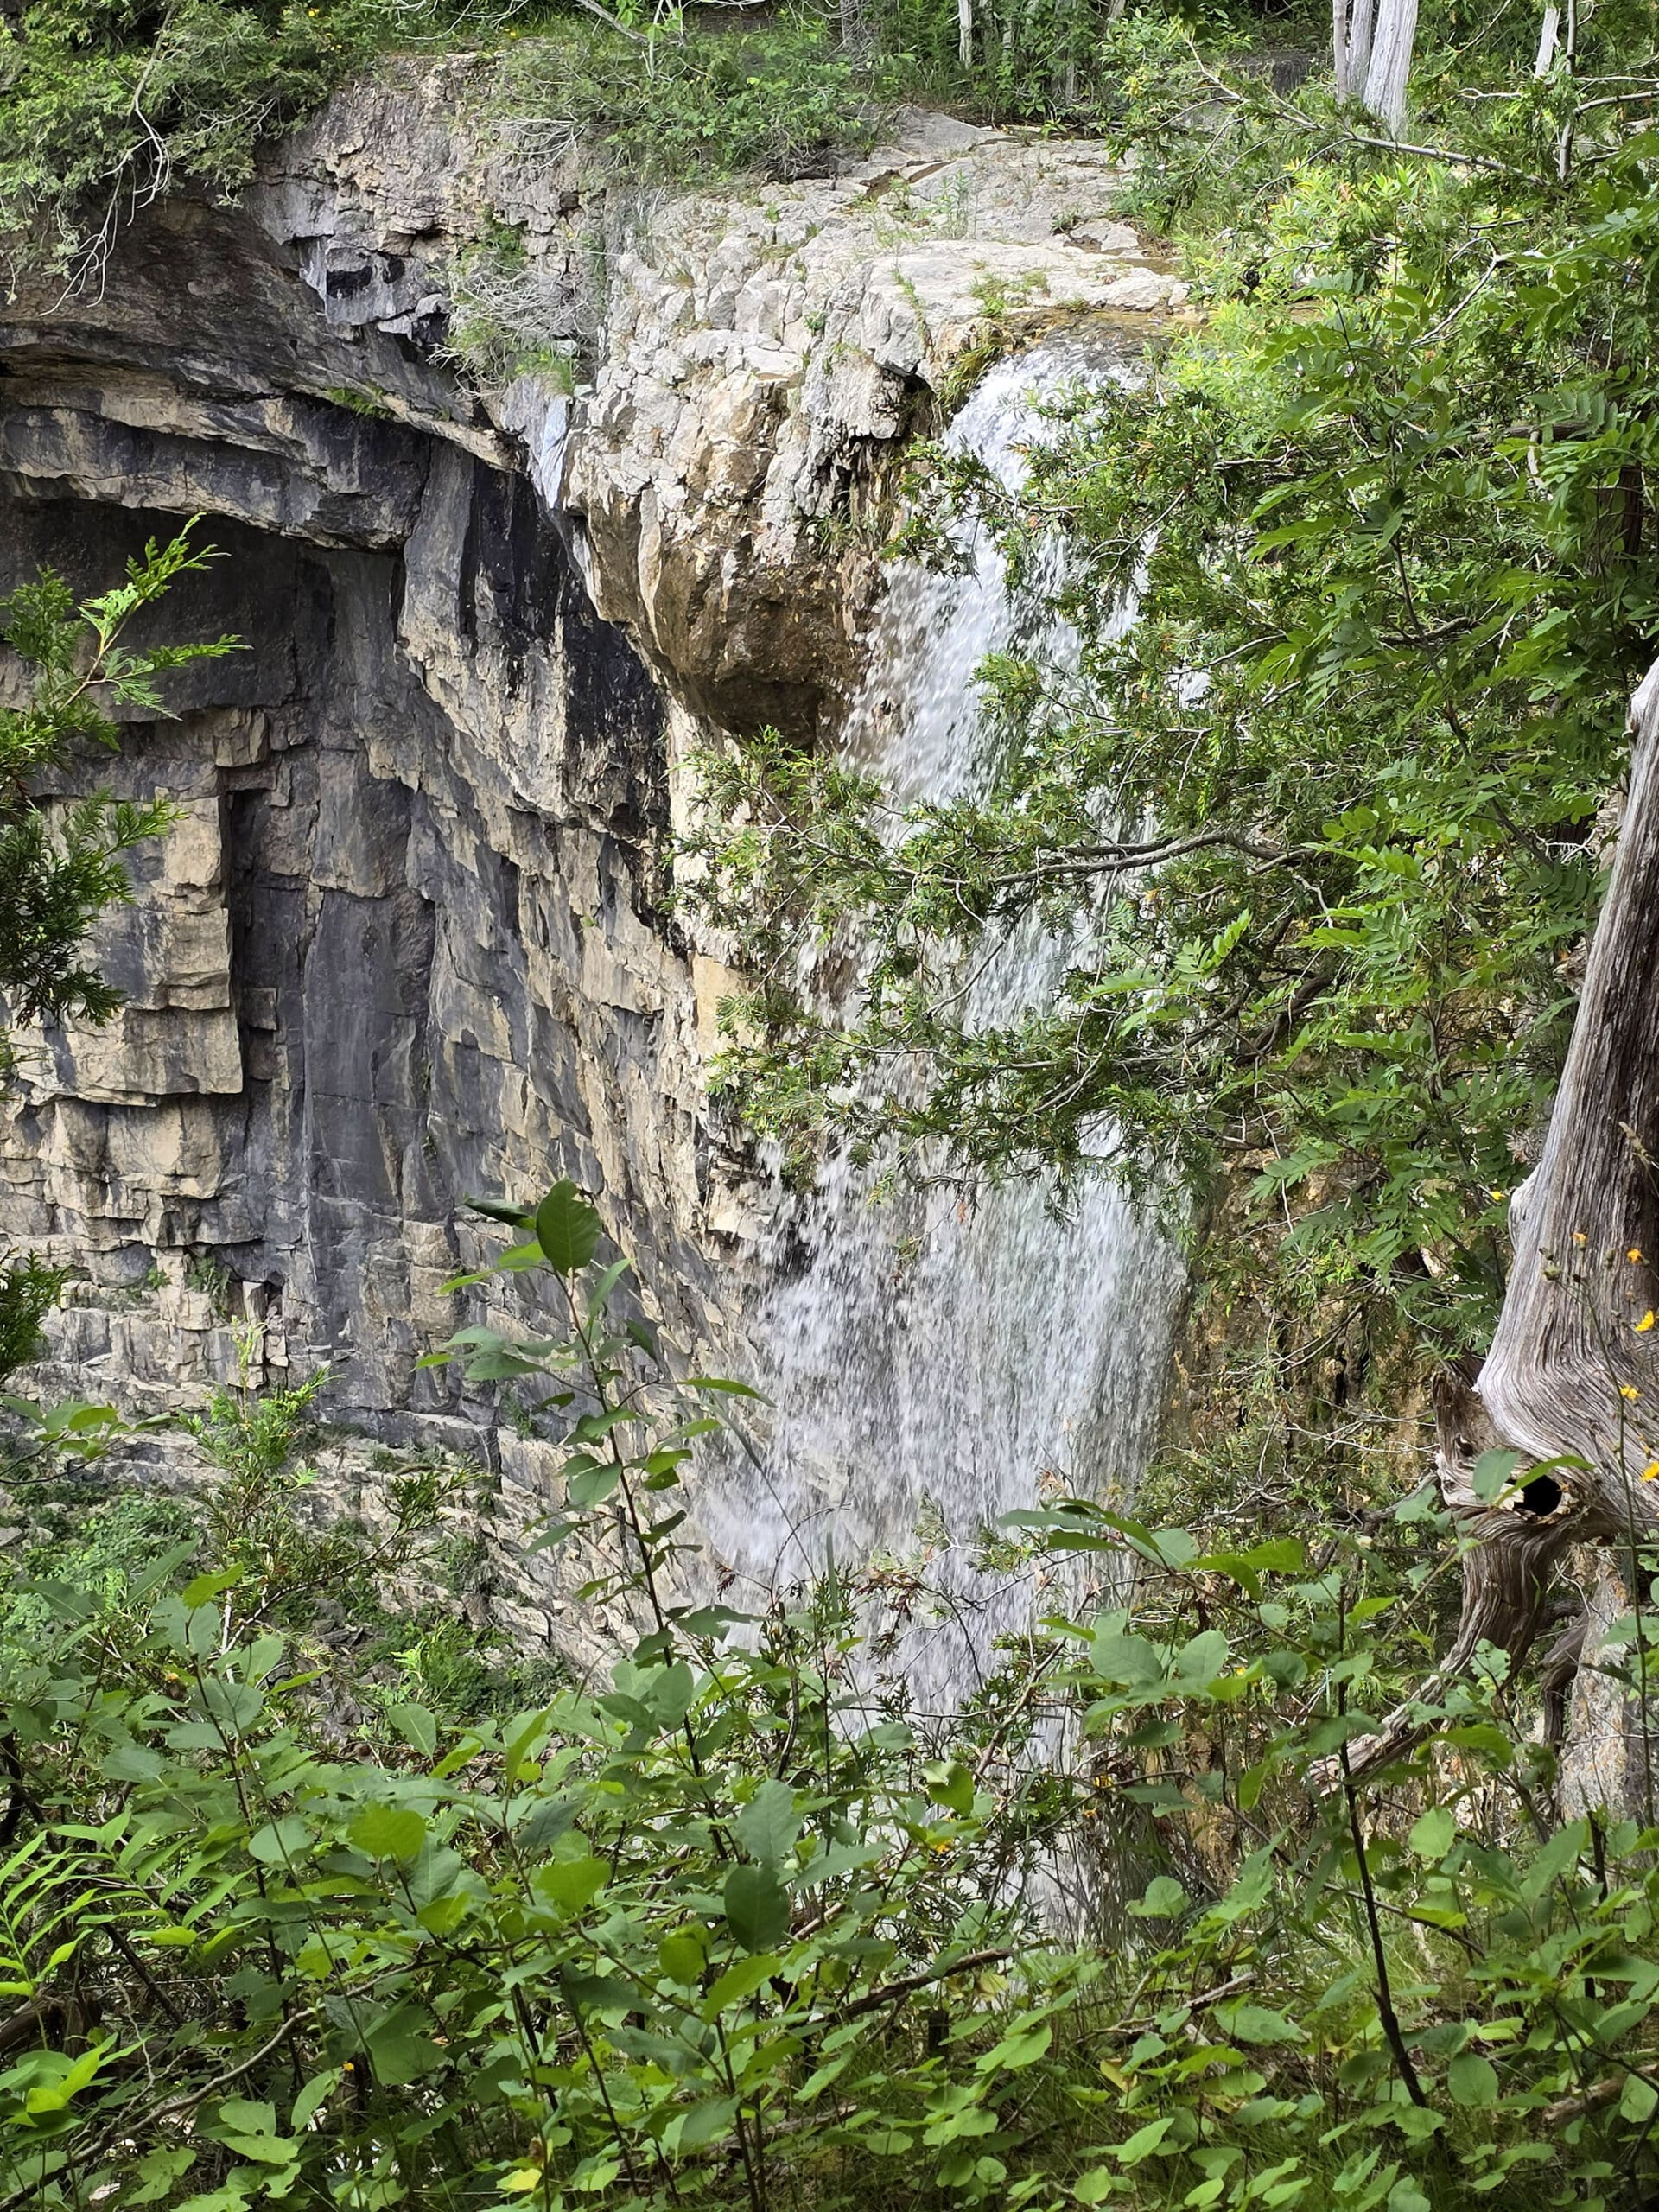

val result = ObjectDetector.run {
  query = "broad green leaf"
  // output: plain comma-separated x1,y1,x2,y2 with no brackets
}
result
659,1926,707,1985
1471,1447,1524,1504
387,1702,438,1756
724,1863,789,1952
248,1814,310,1866
1620,2073,1659,2123
533,1853,607,1913
735,1777,804,1865
363,2001,446,2086
1115,2115,1174,2164
1446,2051,1498,2107
291,2069,340,2132
1216,2002,1303,2045
982,2018,1052,2070
22,2046,105,2113
924,1758,975,1815
1408,1807,1455,1860
127,2149,195,2205
349,1803,427,1865
181,1567,244,1610
1128,1875,1186,1919
677,2094,740,2147
1387,2185,1432,2212
702,1951,780,2018
536,1180,601,1274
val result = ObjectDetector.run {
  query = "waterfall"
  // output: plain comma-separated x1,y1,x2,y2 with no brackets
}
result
703,343,1185,1708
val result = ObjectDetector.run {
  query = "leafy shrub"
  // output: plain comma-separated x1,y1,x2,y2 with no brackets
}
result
488,17,886,182
4,1185,1659,2208
0,0,407,283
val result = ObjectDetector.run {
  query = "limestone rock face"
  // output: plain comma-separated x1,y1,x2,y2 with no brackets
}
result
0,68,1176,1455
249,69,1185,735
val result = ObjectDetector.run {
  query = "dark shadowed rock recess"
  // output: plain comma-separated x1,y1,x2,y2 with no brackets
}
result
0,67,1192,1511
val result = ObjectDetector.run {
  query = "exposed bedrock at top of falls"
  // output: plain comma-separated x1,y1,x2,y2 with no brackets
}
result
0,71,1191,1598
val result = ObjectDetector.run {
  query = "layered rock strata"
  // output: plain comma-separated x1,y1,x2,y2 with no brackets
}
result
0,67,1188,1453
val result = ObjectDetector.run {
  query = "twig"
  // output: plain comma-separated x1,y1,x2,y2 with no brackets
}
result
838,1947,1012,2020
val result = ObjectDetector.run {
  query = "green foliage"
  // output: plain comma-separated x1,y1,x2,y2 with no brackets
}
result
0,0,404,283
487,15,885,183
3,1186,1659,2207
0,1259,67,1387
0,0,1288,280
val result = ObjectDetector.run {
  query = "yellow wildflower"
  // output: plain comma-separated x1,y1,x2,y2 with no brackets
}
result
1622,1383,1643,1401
1573,1230,1588,1246
1639,1312,1656,1333
1489,1188,1505,1202
1643,1462,1659,1483
1632,1249,1647,1263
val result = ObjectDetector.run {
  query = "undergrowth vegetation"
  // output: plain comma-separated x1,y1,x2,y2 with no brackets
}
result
5,1185,1659,2209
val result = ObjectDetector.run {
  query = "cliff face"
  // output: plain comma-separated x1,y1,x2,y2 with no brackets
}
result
0,67,1187,1447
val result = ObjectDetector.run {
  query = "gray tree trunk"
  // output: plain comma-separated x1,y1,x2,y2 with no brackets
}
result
1333,0,1376,99
1322,658,1659,1794
1360,0,1419,131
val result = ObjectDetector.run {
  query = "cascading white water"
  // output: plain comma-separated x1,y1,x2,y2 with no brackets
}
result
702,343,1184,1707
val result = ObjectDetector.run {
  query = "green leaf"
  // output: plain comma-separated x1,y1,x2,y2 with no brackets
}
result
181,1567,244,1610
291,2070,340,2132
924,1758,975,1815
724,1863,789,1952
22,2046,105,2113
465,1194,535,1229
387,1702,437,1757
248,1814,310,1866
735,1777,803,1865
1114,2115,1174,2164
349,1802,427,1865
1471,1447,1525,1504
677,2094,740,2148
1072,2171,1116,2207
982,2018,1052,2070
536,1180,601,1274
1216,2002,1303,2045
702,1951,779,2017
1446,2051,1498,2108
658,1926,707,1985
533,1853,607,1913
1387,2184,1432,2212
362,2001,447,2086
1128,1875,1186,1919
1408,1807,1455,1860
127,2148,195,2205
1619,2072,1659,2123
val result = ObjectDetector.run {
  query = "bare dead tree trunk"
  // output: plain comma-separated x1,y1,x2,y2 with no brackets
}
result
1534,2,1562,73
1558,1554,1654,1818
1361,0,1419,132
1333,0,1376,99
1320,659,1659,1790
